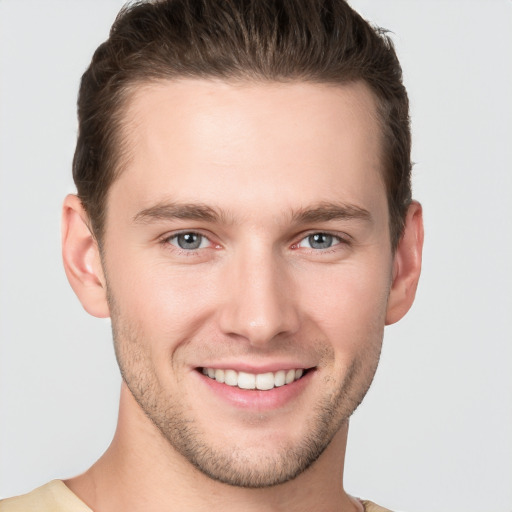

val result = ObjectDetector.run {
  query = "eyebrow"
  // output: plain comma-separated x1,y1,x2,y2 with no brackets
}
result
290,202,372,225
133,202,225,224
133,200,372,225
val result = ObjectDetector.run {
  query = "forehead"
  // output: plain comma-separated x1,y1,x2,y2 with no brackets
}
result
110,79,385,224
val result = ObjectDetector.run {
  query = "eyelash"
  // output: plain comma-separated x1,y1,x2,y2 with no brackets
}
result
159,231,218,256
291,232,350,253
159,230,351,255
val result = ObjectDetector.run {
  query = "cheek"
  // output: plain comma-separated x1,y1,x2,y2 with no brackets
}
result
106,253,220,345
301,262,390,350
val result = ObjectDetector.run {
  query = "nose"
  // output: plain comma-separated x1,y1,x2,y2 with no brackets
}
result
218,246,300,346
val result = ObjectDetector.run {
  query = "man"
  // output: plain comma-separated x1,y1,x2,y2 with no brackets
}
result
0,0,423,510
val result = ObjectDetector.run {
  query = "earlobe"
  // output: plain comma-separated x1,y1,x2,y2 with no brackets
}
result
61,194,110,318
385,201,424,325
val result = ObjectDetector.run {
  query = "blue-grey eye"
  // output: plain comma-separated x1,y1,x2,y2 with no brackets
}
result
299,233,340,249
170,232,208,250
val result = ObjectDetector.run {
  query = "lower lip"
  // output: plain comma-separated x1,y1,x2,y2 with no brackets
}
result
196,370,314,410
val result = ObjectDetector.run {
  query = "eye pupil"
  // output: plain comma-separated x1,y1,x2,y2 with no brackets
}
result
177,233,202,249
309,233,333,249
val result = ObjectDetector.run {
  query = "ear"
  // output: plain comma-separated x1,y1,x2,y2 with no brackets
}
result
61,194,110,318
385,201,424,325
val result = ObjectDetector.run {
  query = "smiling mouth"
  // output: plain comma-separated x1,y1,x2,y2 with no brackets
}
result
199,367,310,391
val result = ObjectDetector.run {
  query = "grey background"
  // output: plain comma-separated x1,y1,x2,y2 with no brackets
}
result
1,1,511,510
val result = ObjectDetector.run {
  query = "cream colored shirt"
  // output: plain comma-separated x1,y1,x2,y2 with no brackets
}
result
0,480,393,511
0,481,91,511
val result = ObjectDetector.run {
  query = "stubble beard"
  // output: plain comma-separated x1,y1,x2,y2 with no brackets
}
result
109,296,382,488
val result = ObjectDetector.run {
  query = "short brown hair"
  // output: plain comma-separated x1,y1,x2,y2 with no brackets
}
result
73,0,412,249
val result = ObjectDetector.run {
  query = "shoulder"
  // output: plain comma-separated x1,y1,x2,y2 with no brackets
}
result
0,480,91,512
360,500,395,512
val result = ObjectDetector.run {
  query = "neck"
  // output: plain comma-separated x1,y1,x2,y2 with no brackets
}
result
65,384,362,512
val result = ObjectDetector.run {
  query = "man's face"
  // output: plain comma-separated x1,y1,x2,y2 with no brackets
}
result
101,80,392,487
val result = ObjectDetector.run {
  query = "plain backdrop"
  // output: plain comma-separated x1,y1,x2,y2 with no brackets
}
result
0,1,511,511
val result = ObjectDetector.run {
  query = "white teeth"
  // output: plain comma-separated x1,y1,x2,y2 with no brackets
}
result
224,369,238,386
214,368,225,383
285,369,296,384
238,371,256,390
202,367,307,390
256,372,274,391
274,370,286,387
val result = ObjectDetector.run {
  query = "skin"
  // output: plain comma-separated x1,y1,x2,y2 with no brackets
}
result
61,79,423,511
